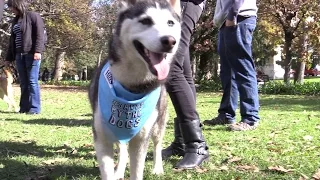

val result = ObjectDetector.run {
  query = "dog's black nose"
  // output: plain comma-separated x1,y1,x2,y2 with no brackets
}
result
161,36,176,51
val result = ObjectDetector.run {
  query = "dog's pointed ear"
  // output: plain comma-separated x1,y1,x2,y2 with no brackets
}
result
168,0,181,16
119,0,136,11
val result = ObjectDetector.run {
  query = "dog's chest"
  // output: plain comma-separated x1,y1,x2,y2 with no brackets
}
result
98,62,160,144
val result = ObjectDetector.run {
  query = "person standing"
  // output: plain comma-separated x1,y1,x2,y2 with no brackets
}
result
4,0,45,114
203,0,260,131
162,0,209,169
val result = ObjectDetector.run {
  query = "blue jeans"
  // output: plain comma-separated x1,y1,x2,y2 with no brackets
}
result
15,54,41,113
217,16,260,125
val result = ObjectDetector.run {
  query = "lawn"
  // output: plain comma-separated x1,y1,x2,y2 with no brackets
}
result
0,85,320,180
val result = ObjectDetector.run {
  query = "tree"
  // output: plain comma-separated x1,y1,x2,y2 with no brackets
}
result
258,0,320,84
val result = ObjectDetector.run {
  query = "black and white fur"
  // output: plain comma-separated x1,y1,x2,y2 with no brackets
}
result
88,0,181,179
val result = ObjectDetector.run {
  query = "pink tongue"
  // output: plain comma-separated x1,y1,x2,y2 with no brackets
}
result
149,52,169,80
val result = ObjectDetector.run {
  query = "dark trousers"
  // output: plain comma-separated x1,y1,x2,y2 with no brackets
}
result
15,54,41,113
166,2,203,122
217,16,260,125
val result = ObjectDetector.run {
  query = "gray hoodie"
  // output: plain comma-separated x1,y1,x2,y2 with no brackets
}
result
213,0,258,29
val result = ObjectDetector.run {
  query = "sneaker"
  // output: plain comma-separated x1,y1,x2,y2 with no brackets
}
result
203,117,235,126
227,122,257,131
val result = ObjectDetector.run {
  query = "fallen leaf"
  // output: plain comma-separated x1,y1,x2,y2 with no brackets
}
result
55,149,67,153
42,158,68,165
218,165,229,171
70,148,78,154
228,156,242,163
187,174,192,179
195,167,208,173
89,151,96,156
249,137,258,143
173,168,184,172
0,164,4,168
63,143,72,148
236,165,259,172
268,165,295,173
82,143,94,148
267,141,274,145
312,169,320,179
298,173,309,180
303,135,313,141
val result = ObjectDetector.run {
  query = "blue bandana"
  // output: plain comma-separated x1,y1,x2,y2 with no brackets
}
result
98,62,161,144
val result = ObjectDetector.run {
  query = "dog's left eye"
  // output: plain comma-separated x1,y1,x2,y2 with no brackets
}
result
167,20,174,27
139,18,154,26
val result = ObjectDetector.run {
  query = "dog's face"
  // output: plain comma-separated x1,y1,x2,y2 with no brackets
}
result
111,0,181,84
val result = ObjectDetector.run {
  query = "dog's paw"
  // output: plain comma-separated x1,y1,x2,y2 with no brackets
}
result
152,167,164,175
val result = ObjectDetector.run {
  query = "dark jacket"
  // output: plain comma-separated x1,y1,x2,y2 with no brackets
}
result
6,11,45,62
181,0,205,5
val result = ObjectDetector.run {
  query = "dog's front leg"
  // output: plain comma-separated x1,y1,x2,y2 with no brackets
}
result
128,111,159,180
128,133,150,180
114,143,128,180
94,112,115,180
151,114,168,175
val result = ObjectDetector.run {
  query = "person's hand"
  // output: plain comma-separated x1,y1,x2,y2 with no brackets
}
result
34,53,41,60
4,61,11,67
225,19,237,27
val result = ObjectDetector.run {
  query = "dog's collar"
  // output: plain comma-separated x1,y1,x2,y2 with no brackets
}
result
98,62,161,144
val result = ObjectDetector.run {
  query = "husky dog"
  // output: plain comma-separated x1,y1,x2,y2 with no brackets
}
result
88,0,181,179
0,65,19,112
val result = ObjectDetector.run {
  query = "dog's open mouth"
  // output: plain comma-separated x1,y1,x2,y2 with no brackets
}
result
133,40,169,81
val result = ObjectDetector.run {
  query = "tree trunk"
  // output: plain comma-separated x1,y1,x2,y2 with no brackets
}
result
294,21,308,84
212,54,219,79
283,32,294,84
97,41,107,67
53,51,66,81
197,51,213,82
97,49,103,67
294,61,306,83
191,56,197,79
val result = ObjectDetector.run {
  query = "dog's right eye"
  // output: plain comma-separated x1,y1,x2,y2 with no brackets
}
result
139,18,154,26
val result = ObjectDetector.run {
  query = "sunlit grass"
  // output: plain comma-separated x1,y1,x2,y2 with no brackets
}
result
0,85,319,179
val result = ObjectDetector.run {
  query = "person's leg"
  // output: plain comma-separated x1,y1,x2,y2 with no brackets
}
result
163,1,201,158
165,2,209,169
183,46,196,100
25,54,41,114
15,54,29,113
225,16,260,130
203,27,238,126
162,38,196,159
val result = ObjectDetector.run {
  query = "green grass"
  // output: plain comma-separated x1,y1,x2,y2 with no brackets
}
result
1,86,320,180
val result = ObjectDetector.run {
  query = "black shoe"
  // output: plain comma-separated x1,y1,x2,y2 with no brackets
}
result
162,143,185,160
162,118,185,159
175,120,209,169
175,143,209,169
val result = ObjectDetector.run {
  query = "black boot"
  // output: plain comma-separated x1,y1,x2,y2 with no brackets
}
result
162,118,185,159
175,120,209,169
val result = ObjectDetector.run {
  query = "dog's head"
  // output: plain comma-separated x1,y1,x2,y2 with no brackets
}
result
0,65,15,83
109,0,181,92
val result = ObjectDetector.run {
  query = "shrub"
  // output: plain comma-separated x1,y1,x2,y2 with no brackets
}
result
261,81,320,96
197,78,222,92
42,80,90,87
